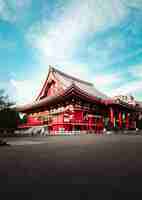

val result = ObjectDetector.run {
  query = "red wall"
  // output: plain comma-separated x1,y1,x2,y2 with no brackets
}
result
27,116,43,125
22,108,104,133
72,110,83,123
51,113,65,132
51,110,84,132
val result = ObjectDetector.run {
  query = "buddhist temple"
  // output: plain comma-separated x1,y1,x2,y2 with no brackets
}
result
17,66,142,134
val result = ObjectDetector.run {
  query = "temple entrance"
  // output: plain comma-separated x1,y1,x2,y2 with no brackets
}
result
87,114,104,134
74,125,81,131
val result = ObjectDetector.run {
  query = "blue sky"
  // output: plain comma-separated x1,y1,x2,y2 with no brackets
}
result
0,0,142,105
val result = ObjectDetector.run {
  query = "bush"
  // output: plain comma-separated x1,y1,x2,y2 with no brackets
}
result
0,89,20,129
0,108,20,129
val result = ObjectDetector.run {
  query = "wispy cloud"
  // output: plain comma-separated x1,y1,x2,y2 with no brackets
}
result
10,79,38,105
129,63,142,78
2,0,142,104
0,0,32,23
56,62,91,81
23,0,142,103
110,79,142,97
94,73,122,88
26,0,129,66
123,0,142,9
108,61,142,97
92,60,142,98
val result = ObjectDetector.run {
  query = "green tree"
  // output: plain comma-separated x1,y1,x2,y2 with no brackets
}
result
0,89,20,130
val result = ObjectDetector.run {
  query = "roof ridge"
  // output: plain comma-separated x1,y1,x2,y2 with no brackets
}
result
51,66,93,86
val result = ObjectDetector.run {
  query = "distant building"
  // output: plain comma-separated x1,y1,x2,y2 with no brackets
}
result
16,66,142,134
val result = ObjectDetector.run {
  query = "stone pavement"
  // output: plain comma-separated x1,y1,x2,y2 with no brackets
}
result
0,134,142,194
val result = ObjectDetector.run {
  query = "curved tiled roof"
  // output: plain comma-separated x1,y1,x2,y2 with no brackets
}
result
17,66,110,112
53,67,108,99
16,66,141,113
17,83,103,112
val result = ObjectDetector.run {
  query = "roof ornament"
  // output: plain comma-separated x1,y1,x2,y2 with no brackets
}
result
49,65,54,72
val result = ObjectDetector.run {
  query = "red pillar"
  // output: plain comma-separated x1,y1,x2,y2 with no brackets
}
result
88,115,93,133
118,112,122,129
110,107,114,129
126,113,129,129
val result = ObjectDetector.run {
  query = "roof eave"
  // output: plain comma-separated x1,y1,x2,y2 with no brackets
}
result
17,83,104,113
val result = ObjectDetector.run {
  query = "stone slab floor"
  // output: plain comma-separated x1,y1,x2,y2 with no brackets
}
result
0,134,142,195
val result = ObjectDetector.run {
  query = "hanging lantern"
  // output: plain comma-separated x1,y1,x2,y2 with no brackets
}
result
122,113,125,120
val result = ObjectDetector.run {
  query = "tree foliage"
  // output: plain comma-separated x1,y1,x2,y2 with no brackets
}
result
0,89,20,129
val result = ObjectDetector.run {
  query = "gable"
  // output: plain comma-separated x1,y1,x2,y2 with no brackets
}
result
36,68,64,101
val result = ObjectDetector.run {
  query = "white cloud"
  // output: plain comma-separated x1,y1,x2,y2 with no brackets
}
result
90,72,125,97
0,0,12,22
9,67,53,105
88,68,142,100
7,0,142,103
8,64,90,105
93,73,121,88
110,79,142,97
56,62,91,81
110,48,142,68
89,46,142,70
8,62,142,104
10,79,37,105
0,0,32,23
26,0,129,67
24,0,130,104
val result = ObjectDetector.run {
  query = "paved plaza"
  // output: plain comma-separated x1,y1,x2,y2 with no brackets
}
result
0,134,142,194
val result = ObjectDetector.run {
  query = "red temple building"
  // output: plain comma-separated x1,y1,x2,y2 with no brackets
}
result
17,66,142,135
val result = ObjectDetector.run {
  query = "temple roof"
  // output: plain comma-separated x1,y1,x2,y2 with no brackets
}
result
53,67,108,99
17,83,103,112
17,66,139,112
17,66,109,112
36,66,108,100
